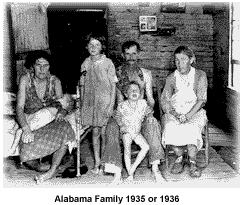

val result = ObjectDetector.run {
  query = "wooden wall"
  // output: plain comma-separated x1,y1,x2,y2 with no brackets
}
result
3,3,17,92
10,3,49,53
107,3,214,88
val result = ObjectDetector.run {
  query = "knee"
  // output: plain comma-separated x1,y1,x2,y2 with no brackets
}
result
142,143,150,153
187,144,198,155
172,146,183,156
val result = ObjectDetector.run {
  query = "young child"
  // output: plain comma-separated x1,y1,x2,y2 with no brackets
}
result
9,94,77,156
80,33,117,174
115,81,152,181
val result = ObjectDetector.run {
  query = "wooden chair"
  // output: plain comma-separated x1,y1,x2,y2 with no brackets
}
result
155,78,209,169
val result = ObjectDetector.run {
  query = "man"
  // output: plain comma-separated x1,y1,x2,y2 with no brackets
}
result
103,40,166,183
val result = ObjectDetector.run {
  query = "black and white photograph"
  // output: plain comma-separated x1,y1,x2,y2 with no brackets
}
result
139,15,157,31
2,1,241,204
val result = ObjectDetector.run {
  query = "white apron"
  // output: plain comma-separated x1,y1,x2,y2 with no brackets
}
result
162,67,207,150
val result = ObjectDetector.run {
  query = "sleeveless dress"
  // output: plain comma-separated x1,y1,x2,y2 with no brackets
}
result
162,67,207,150
19,72,75,162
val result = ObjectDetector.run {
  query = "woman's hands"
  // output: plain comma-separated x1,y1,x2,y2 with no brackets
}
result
55,113,66,122
170,108,192,124
105,105,114,118
22,127,35,143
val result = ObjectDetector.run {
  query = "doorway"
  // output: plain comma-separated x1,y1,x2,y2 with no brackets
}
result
47,4,108,94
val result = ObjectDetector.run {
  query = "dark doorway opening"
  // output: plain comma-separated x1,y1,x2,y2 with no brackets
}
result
47,4,108,94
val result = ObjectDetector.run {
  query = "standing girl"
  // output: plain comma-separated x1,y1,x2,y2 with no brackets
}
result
80,34,118,174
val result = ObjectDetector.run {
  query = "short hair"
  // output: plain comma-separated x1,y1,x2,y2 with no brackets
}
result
124,81,141,95
24,50,51,70
174,45,196,63
86,32,106,52
121,41,141,54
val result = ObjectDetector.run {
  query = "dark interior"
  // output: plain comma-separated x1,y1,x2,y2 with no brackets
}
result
47,6,107,94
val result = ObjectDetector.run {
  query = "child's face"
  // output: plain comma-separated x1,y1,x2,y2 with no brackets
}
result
88,38,102,56
127,84,141,101
175,52,193,74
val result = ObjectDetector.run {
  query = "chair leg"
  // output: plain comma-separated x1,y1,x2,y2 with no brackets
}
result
165,146,169,169
205,122,209,167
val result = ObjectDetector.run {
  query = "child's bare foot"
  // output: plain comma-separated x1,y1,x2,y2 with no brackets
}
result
112,172,122,185
90,167,100,175
152,166,165,183
126,175,134,182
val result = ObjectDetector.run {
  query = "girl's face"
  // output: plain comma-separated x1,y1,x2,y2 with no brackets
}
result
34,58,50,80
127,84,141,101
88,38,102,56
175,52,194,74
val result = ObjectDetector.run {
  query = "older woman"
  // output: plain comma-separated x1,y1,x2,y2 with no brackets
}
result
161,46,208,178
16,50,76,184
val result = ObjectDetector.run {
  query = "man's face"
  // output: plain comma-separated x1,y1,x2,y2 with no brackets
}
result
123,45,139,65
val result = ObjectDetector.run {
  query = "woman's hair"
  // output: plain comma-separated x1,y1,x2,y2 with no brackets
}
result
173,45,196,64
24,50,51,70
124,81,141,96
121,41,141,53
86,32,106,52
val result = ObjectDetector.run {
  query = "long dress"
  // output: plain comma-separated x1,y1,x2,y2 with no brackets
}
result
162,67,207,150
19,72,75,162
80,55,118,127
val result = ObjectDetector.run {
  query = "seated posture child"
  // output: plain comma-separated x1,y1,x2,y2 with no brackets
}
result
9,94,77,155
115,81,152,181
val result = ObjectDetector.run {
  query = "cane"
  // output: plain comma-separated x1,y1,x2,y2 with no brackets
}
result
76,71,87,177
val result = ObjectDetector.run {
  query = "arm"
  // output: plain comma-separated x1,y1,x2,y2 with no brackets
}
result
107,60,118,111
186,72,208,120
160,75,173,114
79,62,86,107
145,70,155,108
16,75,30,131
115,103,124,127
54,77,63,99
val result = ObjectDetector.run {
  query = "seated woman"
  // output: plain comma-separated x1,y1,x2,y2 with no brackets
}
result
161,46,208,178
15,50,76,184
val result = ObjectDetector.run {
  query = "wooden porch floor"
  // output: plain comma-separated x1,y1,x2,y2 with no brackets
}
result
3,145,239,188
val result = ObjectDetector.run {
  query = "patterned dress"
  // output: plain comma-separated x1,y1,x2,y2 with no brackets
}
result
19,72,75,162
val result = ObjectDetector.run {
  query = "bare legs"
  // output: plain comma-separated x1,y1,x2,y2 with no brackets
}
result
123,133,149,181
92,126,101,174
35,145,68,184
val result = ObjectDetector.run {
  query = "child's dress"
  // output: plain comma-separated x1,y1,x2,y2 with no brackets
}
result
80,54,118,127
116,99,152,140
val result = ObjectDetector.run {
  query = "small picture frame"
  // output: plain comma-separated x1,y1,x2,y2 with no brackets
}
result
139,16,157,32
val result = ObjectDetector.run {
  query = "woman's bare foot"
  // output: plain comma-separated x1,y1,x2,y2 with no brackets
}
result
34,170,55,185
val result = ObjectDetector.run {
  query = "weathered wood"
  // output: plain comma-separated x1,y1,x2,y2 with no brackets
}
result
11,3,49,53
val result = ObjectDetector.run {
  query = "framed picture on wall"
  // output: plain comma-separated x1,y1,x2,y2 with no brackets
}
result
139,16,157,32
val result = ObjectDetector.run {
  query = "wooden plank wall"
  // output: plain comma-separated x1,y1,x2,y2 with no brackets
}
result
107,4,214,88
10,3,49,53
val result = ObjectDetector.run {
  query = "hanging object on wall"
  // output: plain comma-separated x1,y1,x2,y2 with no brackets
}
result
139,15,157,32
158,25,176,36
